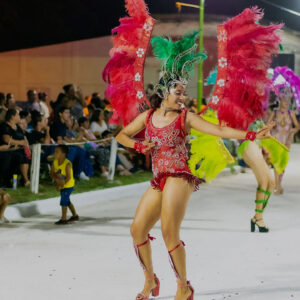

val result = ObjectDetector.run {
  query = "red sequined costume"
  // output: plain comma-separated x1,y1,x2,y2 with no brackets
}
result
145,108,204,191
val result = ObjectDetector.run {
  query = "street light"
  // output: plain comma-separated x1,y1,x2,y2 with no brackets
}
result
176,1,205,111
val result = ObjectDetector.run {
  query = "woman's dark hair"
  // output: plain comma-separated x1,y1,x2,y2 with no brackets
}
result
5,109,17,122
78,116,88,126
31,112,43,128
58,106,69,115
56,145,69,155
102,130,112,138
19,110,29,119
63,84,73,94
149,93,163,109
90,109,103,123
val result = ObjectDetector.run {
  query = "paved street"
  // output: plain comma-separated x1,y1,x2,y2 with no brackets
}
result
1,145,300,300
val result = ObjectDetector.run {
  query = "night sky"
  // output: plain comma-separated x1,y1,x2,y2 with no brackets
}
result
0,0,298,52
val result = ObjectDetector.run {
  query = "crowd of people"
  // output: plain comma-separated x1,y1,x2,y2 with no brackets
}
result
0,84,146,190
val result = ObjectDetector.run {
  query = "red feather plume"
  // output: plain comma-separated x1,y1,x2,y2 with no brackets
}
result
102,0,154,126
208,7,283,130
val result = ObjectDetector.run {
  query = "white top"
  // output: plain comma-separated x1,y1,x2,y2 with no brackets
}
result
39,101,50,119
90,121,108,136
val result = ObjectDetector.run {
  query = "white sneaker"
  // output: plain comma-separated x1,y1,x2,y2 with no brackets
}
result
0,217,10,224
101,171,110,179
79,172,90,181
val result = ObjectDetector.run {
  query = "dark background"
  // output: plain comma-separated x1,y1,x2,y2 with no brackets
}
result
0,0,298,52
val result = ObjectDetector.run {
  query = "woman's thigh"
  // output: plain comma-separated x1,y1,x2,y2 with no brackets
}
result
132,186,162,235
161,177,194,234
243,142,271,184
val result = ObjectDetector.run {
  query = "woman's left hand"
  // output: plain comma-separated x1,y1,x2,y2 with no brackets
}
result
256,122,275,139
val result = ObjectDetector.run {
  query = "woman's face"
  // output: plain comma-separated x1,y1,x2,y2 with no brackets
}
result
14,112,20,123
166,85,188,110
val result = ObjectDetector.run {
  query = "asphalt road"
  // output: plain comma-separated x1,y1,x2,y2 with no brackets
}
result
1,145,300,300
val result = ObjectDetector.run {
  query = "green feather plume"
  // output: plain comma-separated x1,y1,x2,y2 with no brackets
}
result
151,31,207,90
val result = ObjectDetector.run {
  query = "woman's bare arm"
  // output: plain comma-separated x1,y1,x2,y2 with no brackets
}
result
291,111,300,131
116,111,148,148
187,112,273,140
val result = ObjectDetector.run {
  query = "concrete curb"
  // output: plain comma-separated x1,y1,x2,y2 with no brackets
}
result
6,166,241,220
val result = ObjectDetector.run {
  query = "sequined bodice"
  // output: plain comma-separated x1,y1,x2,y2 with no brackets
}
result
145,109,190,179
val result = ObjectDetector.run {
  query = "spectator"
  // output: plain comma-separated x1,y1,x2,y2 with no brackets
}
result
0,189,10,224
91,94,105,110
0,92,7,123
6,93,20,111
90,109,108,138
24,90,41,113
61,84,86,120
27,112,51,145
50,107,72,144
0,109,30,186
50,107,90,180
50,145,79,225
38,92,50,120
78,117,97,141
20,111,32,129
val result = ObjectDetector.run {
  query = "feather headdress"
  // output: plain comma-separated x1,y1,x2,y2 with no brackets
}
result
151,31,207,97
102,0,154,125
271,66,300,110
207,7,283,130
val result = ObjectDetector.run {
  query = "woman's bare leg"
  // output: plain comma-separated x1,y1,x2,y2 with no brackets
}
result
130,187,162,298
161,177,194,300
274,169,282,195
20,163,30,183
243,142,275,226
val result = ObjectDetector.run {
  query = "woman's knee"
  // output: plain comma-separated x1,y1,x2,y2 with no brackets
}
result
130,221,147,240
268,177,275,191
161,224,179,247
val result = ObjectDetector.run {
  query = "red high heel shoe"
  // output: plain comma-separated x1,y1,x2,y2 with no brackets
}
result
178,281,194,300
135,274,160,300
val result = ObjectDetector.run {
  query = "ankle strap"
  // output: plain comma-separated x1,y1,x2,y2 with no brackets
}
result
257,187,271,196
168,240,185,254
177,280,191,288
136,234,156,248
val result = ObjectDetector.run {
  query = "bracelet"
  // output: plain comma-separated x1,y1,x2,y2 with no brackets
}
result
134,141,148,154
245,131,257,141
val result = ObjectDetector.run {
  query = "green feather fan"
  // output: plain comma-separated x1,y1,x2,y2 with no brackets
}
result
188,109,234,182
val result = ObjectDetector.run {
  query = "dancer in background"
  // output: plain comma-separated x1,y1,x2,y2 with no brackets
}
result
267,67,300,194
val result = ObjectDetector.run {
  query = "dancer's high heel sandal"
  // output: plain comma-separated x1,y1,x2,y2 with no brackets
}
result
168,241,194,300
134,234,160,300
251,187,271,233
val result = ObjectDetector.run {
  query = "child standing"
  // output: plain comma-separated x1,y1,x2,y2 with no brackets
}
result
51,145,79,225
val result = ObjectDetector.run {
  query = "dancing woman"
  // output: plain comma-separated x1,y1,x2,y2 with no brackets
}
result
117,82,273,299
103,2,280,298
268,83,300,194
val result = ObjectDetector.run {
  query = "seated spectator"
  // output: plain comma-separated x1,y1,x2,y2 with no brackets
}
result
78,117,97,141
24,90,41,113
90,109,108,138
50,107,72,144
38,92,50,120
0,92,7,123
0,189,10,224
6,93,21,111
0,109,31,186
19,111,32,129
91,94,105,110
27,112,51,145
50,107,90,180
61,84,86,120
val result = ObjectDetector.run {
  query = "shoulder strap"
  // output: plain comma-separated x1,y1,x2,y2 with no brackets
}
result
180,108,188,136
145,109,154,126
